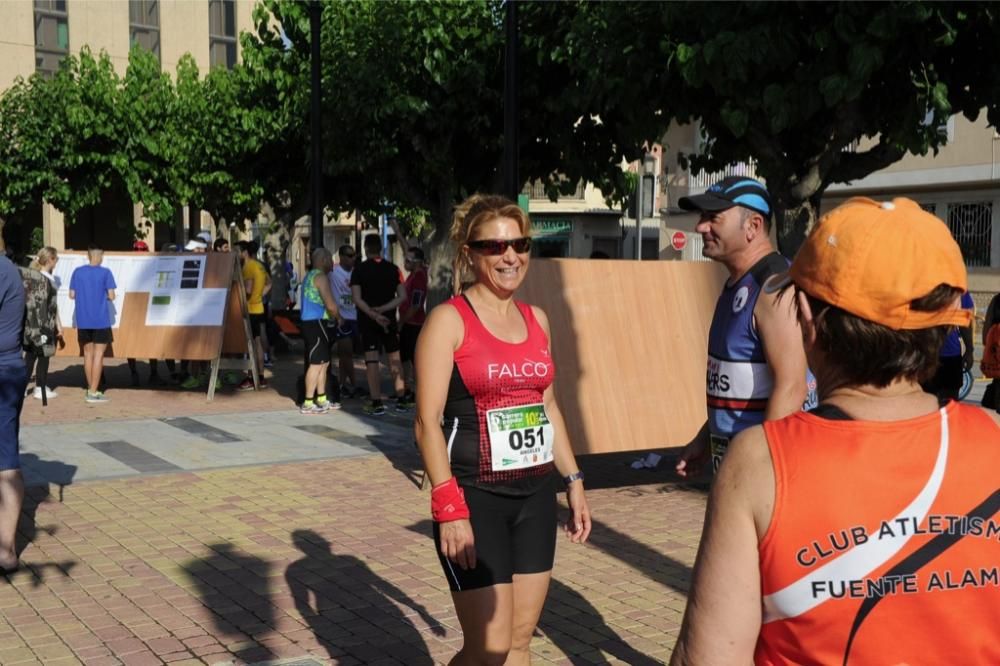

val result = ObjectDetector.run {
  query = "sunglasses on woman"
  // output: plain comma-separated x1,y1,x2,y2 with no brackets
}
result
466,237,532,255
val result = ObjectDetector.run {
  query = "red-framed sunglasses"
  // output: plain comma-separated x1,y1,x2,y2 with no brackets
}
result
466,237,532,255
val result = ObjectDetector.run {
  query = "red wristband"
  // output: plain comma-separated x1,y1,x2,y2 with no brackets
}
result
431,477,470,522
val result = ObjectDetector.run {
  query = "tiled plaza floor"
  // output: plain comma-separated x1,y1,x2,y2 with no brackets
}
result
6,353,708,665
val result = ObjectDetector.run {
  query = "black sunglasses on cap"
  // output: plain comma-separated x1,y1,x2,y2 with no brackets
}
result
466,237,532,255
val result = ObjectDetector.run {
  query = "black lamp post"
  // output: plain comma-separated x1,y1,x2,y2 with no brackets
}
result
309,0,324,249
503,0,519,201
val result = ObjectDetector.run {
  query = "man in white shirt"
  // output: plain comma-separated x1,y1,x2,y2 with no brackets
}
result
329,245,359,397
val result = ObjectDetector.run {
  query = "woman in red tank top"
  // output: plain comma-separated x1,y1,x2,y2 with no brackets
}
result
672,198,1000,665
415,194,592,665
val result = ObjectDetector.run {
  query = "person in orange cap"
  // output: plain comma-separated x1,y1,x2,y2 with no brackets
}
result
671,198,1000,665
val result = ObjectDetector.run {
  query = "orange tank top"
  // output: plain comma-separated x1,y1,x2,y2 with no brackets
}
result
756,402,1000,666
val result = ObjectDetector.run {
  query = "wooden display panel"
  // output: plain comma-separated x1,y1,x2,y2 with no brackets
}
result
518,259,727,455
54,251,248,360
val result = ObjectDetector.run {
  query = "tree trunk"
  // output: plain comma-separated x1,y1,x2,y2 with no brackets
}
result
772,190,823,258
425,188,458,309
0,216,6,253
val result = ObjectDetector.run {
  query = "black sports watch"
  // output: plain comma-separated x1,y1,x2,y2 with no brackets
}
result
563,470,585,486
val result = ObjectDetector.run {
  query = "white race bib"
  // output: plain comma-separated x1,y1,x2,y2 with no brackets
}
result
486,403,555,471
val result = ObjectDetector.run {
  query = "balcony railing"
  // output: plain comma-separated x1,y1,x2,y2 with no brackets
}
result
522,180,585,200
688,160,760,190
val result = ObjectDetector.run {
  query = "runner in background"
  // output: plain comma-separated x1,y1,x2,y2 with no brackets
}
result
674,176,814,477
981,291,1000,411
299,248,343,414
396,246,427,409
69,246,117,403
236,241,269,391
329,245,360,398
921,290,975,401
350,235,406,416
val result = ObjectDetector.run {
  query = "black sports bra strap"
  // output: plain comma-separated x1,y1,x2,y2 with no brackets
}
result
460,294,481,321
808,404,854,421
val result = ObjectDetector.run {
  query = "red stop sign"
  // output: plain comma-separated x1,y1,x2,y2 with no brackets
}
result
671,231,687,251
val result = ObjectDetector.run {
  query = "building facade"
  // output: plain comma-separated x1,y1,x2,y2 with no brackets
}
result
661,116,1000,297
0,0,256,252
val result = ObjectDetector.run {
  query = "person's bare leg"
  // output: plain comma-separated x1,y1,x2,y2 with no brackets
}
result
337,338,355,387
255,339,265,381
304,364,323,402
402,360,415,394
505,571,552,665
89,343,108,393
388,351,404,397
449,584,513,666
314,362,329,400
0,470,24,570
365,351,382,401
81,343,94,392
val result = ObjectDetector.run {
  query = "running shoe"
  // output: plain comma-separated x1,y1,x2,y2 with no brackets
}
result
316,400,341,411
85,391,109,404
394,395,413,412
32,386,57,399
363,400,386,416
237,377,255,391
300,402,327,415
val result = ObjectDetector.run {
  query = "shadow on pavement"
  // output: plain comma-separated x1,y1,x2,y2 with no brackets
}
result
181,542,277,664
286,529,444,664
11,470,79,587
542,578,663,665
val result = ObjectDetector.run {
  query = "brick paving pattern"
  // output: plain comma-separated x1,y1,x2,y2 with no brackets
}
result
6,353,709,665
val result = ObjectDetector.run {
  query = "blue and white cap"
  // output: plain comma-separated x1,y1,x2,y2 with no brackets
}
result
678,176,771,219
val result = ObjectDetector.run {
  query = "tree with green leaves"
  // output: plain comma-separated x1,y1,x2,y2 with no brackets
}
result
0,45,281,247
244,0,509,235
524,1,1000,254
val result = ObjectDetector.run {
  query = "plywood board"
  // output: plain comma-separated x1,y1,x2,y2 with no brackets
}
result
54,251,250,360
518,259,727,455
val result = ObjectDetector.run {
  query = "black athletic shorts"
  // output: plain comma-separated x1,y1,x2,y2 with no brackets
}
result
249,313,266,339
302,320,331,365
400,323,421,363
359,316,400,354
78,328,112,345
433,478,557,592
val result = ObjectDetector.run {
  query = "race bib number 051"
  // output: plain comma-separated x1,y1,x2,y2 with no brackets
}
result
486,403,554,471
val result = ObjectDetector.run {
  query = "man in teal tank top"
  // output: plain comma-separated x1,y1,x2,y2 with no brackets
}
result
300,248,344,414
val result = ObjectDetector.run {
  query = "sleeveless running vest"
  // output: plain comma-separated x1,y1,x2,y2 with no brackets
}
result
707,253,817,453
756,403,1000,665
444,295,556,496
301,269,327,321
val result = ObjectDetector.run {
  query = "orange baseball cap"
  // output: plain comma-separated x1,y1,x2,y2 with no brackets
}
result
781,197,970,330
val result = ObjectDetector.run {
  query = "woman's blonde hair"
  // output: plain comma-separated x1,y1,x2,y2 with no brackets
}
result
449,194,531,294
30,246,58,271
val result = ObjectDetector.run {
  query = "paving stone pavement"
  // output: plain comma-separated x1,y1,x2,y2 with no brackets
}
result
6,360,708,666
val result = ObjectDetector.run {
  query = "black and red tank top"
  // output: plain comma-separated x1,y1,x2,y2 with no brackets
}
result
444,295,556,496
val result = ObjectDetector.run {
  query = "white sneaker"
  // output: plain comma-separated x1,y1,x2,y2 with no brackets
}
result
33,386,57,399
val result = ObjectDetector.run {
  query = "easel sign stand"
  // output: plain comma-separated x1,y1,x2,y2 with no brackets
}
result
207,253,262,401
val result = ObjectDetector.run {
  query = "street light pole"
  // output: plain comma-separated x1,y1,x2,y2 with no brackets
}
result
309,0,324,249
503,0,519,201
